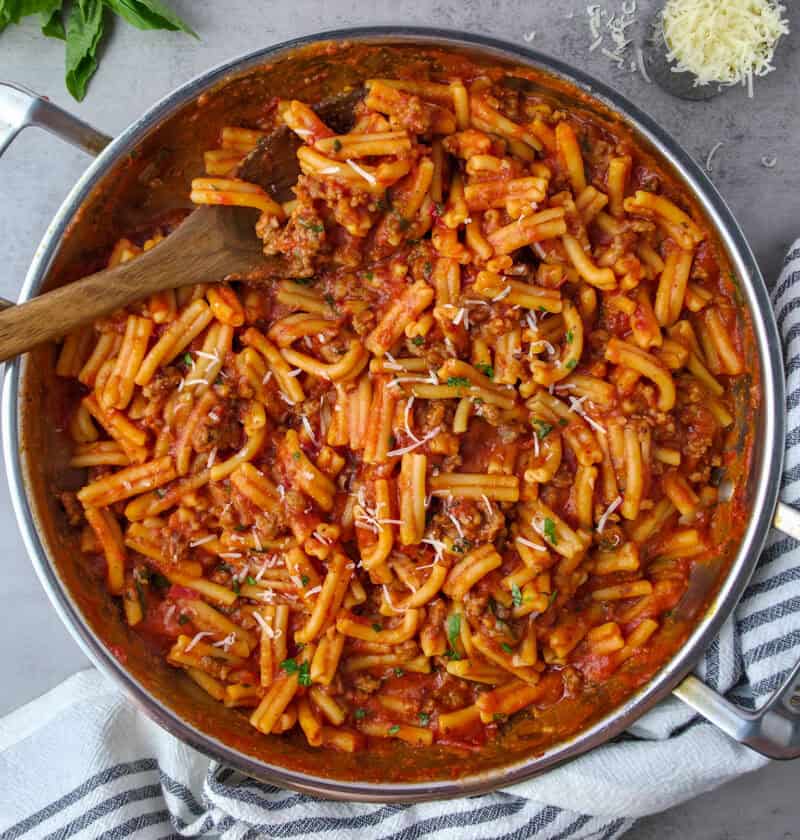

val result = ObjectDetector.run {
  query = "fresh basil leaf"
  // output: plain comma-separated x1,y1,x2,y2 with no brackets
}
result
102,0,196,36
41,3,65,39
65,0,104,101
0,0,60,30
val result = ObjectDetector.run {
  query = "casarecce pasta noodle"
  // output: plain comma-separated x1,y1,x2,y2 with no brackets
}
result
55,68,754,758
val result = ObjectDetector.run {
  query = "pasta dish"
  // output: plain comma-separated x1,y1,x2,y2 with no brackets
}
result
53,65,754,760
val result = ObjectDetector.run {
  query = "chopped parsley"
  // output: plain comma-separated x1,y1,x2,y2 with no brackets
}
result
292,451,302,461
447,613,461,648
543,517,558,545
215,562,232,574
411,335,425,347
280,658,311,686
299,219,324,233
548,589,559,607
290,276,315,285
446,376,470,388
232,579,240,595
533,419,553,440
183,352,193,367
245,576,257,585
501,642,514,654
372,622,383,633
301,574,310,586
394,667,404,677
154,487,167,499
511,582,523,608
559,417,569,427
354,708,367,720
178,613,190,625
565,359,578,370
493,712,507,722
388,725,401,735
418,712,430,726
332,139,342,152
451,537,473,554
565,329,574,344
475,363,494,378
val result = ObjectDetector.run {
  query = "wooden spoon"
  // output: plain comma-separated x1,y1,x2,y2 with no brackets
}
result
0,89,362,363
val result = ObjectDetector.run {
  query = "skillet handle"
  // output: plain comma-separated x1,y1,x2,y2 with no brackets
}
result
672,501,800,759
0,80,110,158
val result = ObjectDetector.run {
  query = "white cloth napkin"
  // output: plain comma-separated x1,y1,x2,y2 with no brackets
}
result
3,242,800,840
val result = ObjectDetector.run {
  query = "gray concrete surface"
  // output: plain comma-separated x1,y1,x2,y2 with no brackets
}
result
1,0,799,834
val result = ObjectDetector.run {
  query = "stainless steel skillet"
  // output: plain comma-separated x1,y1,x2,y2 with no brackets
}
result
1,27,798,801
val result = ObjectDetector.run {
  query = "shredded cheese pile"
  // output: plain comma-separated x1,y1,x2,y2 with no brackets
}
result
662,0,790,95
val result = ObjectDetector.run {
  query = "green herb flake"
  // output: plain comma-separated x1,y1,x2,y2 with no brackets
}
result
301,574,310,586
543,518,558,545
501,642,514,654
548,589,559,607
447,613,461,648
372,622,383,633
354,708,367,720
394,667,404,677
476,363,494,379
411,336,425,347
565,329,574,344
446,376,470,388
299,219,324,233
280,657,299,674
246,576,257,585
532,419,553,440
565,359,577,370
298,662,312,687
292,451,302,461
388,724,401,735
559,417,569,427
511,582,523,608
332,139,343,152
154,487,167,498
183,352,193,367
178,613,190,625
232,579,240,595
418,712,430,726
493,712,507,722
290,276,315,286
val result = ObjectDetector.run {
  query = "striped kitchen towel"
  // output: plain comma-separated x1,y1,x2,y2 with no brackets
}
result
2,242,800,840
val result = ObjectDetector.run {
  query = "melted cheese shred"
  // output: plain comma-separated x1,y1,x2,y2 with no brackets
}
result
662,0,789,92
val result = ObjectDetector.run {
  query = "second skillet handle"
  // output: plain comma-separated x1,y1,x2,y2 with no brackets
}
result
0,81,111,157
672,501,800,759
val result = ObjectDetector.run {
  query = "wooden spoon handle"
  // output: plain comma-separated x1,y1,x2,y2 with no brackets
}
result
0,207,264,363
0,259,172,362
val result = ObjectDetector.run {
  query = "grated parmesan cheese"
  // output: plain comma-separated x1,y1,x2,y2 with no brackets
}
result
346,158,377,185
386,426,441,458
597,495,623,532
662,0,789,94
